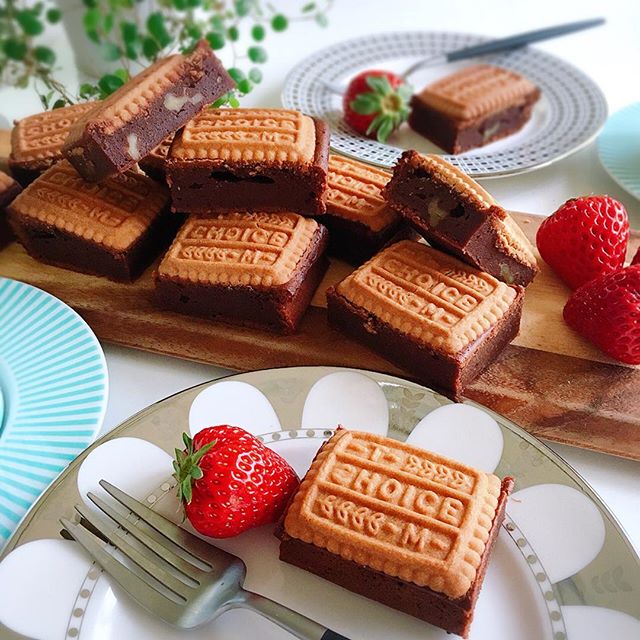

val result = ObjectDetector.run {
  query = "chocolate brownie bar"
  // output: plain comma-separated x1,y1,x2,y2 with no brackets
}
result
166,108,330,215
409,64,541,154
323,154,400,264
8,160,178,281
326,240,524,396
279,429,513,638
385,151,538,286
155,211,329,333
139,134,174,182
63,41,234,182
9,102,97,185
0,171,22,247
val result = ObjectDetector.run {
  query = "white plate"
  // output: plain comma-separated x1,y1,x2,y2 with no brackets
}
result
282,31,608,177
0,367,638,639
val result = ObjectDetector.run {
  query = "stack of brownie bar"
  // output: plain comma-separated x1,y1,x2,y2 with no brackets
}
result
2,41,539,396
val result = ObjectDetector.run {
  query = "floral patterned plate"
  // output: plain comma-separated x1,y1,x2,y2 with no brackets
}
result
0,366,638,640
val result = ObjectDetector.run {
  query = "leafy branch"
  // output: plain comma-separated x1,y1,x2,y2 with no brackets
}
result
0,0,333,109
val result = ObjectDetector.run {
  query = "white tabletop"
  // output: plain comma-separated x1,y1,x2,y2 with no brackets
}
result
1,0,639,552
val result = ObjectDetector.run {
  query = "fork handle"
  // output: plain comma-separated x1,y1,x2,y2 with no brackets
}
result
237,589,350,640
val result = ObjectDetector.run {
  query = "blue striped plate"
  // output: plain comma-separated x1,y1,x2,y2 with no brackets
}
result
597,102,640,200
0,278,108,547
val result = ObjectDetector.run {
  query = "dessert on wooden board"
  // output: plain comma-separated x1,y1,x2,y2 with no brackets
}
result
327,240,524,396
409,64,541,154
0,171,22,247
385,150,539,286
279,428,513,638
323,154,401,264
9,101,97,185
165,108,330,216
7,160,177,282
63,41,234,183
155,211,329,334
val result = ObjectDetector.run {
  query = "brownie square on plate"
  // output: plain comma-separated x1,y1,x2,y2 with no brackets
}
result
166,108,330,215
409,64,541,154
63,41,234,182
8,160,177,281
279,429,513,638
0,171,22,247
327,239,524,396
385,150,538,286
323,154,401,264
155,211,329,333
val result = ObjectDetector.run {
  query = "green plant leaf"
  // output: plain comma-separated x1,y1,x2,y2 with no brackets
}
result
206,31,225,50
86,29,100,44
302,2,316,12
99,41,121,61
227,67,245,83
251,24,265,41
83,8,101,32
46,8,61,23
227,25,239,41
237,78,252,94
142,36,159,58
271,14,288,32
186,0,201,7
185,24,202,40
229,95,240,108
52,98,67,109
114,68,129,82
103,13,115,34
3,39,27,61
98,72,125,95
82,0,97,7
172,0,188,8
147,12,172,47
234,0,252,17
17,10,44,36
212,91,231,107
315,13,328,27
79,82,99,98
247,45,266,63
248,67,262,83
34,46,56,65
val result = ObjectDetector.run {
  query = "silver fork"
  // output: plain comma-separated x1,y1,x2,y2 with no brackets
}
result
60,480,348,640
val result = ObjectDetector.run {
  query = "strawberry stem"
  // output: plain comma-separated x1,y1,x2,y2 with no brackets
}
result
173,432,216,505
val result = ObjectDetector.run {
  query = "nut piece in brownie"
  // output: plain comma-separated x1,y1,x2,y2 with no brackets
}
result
155,211,329,334
279,429,513,638
409,64,541,154
9,102,97,185
327,240,524,396
166,108,330,215
0,171,22,247
8,160,177,281
63,41,234,182
139,134,175,182
385,150,538,286
324,154,400,264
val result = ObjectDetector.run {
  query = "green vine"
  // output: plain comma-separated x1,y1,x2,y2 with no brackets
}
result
0,0,332,109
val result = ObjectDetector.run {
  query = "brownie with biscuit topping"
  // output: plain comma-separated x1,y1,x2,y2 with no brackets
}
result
63,41,234,183
385,150,538,286
409,64,540,154
0,171,22,246
7,161,178,281
166,108,330,216
155,211,329,333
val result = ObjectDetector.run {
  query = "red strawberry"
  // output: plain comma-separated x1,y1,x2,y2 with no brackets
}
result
343,70,412,143
174,426,299,538
632,247,640,266
536,195,629,289
564,265,640,364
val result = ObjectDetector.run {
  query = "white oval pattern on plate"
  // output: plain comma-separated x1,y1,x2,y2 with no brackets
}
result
301,371,389,434
189,381,281,437
406,403,504,472
0,278,108,546
561,605,640,639
508,484,606,584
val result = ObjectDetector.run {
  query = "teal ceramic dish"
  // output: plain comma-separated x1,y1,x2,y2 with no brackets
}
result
0,277,108,547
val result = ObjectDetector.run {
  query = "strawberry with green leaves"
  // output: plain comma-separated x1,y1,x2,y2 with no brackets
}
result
173,426,299,538
343,70,412,143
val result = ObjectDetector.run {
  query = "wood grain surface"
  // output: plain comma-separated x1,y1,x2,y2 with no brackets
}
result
1,130,639,460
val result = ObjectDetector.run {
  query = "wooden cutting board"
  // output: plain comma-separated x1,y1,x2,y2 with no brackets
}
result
1,130,639,461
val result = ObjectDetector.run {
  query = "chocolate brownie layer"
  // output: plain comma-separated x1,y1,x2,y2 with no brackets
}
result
63,41,234,182
155,212,329,333
385,151,539,286
0,171,22,247
280,477,513,638
409,64,541,154
166,110,330,216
